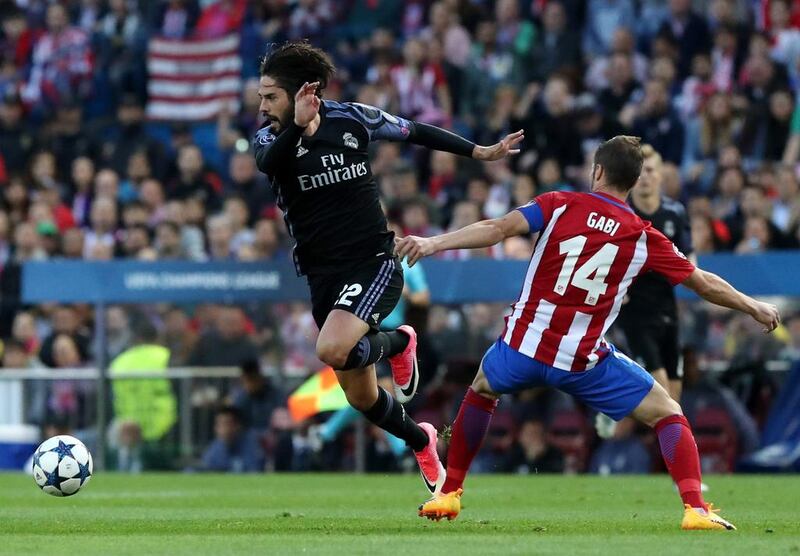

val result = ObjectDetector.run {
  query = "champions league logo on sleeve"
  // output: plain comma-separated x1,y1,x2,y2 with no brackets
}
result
258,132,275,145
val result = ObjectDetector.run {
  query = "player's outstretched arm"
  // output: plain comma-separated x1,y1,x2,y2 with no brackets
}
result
408,123,524,161
346,102,523,160
395,210,530,266
682,268,780,333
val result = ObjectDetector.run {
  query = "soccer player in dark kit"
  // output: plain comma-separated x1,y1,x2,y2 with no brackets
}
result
253,42,523,493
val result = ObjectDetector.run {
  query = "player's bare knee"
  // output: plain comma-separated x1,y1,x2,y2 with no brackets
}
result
315,339,349,370
647,393,683,428
665,397,683,418
471,368,500,399
655,385,682,417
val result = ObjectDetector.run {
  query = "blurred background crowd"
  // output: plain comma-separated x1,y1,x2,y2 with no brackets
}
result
1,0,800,475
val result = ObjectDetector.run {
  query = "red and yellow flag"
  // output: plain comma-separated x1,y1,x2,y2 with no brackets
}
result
288,366,349,423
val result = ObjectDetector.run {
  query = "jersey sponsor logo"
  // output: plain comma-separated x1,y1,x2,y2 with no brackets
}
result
663,219,675,237
298,153,369,191
586,212,621,236
296,146,309,157
343,132,358,149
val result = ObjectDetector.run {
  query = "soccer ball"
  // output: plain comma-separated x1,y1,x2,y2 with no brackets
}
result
32,435,93,497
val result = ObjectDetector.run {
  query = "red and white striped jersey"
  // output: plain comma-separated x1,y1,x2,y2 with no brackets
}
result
504,191,695,371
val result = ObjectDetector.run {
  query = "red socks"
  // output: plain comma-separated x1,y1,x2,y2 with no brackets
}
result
441,388,498,494
655,414,707,510
443,397,704,510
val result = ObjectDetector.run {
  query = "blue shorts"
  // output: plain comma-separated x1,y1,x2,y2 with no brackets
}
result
481,339,654,421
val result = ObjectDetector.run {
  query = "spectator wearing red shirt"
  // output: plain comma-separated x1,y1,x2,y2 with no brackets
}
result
390,37,452,126
0,5,41,74
194,0,246,39
21,4,93,110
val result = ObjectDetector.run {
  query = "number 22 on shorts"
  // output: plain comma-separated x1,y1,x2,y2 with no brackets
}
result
336,283,363,306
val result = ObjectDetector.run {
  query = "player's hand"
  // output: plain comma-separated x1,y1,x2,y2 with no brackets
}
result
750,301,780,333
472,130,524,161
395,235,436,267
294,81,321,128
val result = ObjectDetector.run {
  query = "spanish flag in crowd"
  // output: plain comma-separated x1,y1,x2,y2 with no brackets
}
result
288,367,349,423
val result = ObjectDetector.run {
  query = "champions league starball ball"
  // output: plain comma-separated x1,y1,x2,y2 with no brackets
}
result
32,435,93,497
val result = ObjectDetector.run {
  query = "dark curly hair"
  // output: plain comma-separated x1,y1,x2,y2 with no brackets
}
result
259,41,336,99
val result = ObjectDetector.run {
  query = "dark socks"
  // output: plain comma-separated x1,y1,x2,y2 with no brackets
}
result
341,330,410,370
361,387,428,451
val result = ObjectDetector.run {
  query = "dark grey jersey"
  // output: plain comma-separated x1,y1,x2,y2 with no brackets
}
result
253,101,414,275
622,196,693,320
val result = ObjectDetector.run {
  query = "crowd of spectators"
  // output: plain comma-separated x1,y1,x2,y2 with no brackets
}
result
2,0,800,473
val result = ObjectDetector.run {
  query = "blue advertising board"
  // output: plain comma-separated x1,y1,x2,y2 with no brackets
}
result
21,252,800,304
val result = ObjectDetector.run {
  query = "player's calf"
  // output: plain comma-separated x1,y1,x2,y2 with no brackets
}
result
359,387,429,452
633,383,710,513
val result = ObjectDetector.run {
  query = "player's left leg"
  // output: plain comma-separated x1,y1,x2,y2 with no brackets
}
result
418,366,498,521
668,379,683,403
419,339,541,521
315,310,411,379
557,346,734,530
314,258,419,402
630,382,735,530
310,398,406,457
317,310,443,492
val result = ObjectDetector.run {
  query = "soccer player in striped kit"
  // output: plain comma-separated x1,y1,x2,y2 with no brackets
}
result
397,136,780,530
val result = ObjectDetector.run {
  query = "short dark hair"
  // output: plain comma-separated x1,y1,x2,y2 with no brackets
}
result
259,41,335,98
594,135,643,192
129,311,159,343
240,359,261,378
216,405,244,425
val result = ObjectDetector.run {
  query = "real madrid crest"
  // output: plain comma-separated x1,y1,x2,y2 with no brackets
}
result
343,132,358,149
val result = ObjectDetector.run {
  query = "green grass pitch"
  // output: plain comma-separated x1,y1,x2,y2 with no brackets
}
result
2,473,799,555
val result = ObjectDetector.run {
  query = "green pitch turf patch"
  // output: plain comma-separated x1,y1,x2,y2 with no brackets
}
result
1,473,798,555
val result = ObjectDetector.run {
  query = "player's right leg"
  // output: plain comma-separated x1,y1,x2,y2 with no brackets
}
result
554,346,734,530
419,339,540,521
312,257,419,403
418,364,499,521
